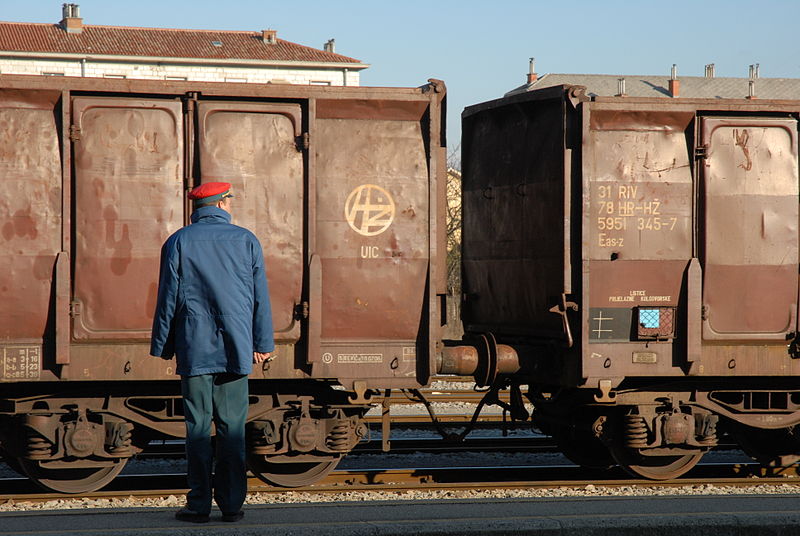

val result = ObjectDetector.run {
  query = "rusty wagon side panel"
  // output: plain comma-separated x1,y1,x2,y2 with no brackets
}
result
309,98,434,389
0,75,446,392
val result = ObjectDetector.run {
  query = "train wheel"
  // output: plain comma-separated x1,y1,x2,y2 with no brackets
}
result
18,458,127,494
734,425,800,467
247,454,340,487
610,446,704,480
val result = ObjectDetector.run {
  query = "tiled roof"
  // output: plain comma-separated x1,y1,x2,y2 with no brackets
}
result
0,21,365,65
507,73,800,100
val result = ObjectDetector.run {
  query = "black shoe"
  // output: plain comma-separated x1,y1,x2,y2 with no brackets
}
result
221,510,244,522
175,507,210,523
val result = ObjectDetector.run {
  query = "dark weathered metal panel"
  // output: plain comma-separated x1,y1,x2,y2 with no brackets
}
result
0,89,61,343
701,117,798,340
71,97,184,340
197,102,304,342
461,96,566,337
312,115,429,378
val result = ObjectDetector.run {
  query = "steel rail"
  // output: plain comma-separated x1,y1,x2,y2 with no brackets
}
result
2,461,798,504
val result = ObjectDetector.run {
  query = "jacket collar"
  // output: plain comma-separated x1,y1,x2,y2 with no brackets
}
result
190,205,232,224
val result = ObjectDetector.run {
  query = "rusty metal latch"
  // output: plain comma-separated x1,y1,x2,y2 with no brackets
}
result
381,390,391,452
69,301,82,318
69,125,81,142
549,294,579,348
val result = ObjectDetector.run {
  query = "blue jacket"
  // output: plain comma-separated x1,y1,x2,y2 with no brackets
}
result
150,206,274,376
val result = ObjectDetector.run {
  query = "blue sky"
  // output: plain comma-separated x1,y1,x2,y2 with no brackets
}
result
4,0,800,153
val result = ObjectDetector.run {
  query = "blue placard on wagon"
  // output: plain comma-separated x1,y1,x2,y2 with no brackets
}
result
639,309,660,329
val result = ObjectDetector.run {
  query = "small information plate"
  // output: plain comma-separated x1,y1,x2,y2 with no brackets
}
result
2,345,42,380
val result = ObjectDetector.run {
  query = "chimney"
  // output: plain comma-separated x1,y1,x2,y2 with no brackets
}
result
616,77,627,97
60,3,83,34
668,64,680,98
748,63,761,79
324,39,335,53
705,63,715,78
747,79,756,100
527,57,537,84
261,29,277,44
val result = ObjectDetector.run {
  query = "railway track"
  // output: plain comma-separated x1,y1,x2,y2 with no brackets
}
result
2,448,798,504
2,463,799,504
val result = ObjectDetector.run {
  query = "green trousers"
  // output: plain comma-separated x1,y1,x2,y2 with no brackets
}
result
181,373,249,515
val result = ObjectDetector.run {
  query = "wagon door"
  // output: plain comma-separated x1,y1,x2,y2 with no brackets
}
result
701,117,799,340
71,98,184,340
196,102,304,344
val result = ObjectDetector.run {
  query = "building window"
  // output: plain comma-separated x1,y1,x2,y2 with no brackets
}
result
104,74,126,79
42,72,64,76
225,77,247,83
310,80,331,86
166,76,188,81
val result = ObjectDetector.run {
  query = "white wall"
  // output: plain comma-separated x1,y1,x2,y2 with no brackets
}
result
0,57,361,86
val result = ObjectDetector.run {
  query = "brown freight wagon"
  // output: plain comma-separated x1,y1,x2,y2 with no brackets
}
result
0,74,447,492
458,83,800,479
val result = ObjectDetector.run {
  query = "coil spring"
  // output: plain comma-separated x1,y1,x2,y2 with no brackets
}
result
247,427,267,448
624,415,649,448
26,432,51,460
326,423,350,452
247,422,278,455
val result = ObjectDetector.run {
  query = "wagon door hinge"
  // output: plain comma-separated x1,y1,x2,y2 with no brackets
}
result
69,125,81,142
296,132,310,152
694,144,708,160
69,301,82,318
294,301,309,320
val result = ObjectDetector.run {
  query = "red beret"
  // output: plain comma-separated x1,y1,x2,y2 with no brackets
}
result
188,182,233,202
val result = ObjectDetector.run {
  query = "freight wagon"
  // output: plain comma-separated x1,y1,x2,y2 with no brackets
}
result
457,83,800,479
0,74,447,492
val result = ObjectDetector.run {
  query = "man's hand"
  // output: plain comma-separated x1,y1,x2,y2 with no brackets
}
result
254,351,272,363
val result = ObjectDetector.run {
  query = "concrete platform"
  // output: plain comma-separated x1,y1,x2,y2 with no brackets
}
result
1,494,800,535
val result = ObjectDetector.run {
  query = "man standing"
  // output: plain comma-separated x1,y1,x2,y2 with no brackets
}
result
150,182,274,523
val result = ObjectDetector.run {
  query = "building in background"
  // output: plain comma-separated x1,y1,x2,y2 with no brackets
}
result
510,59,793,99
0,4,368,85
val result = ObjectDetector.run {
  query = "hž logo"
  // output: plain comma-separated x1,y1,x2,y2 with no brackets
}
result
344,184,395,236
